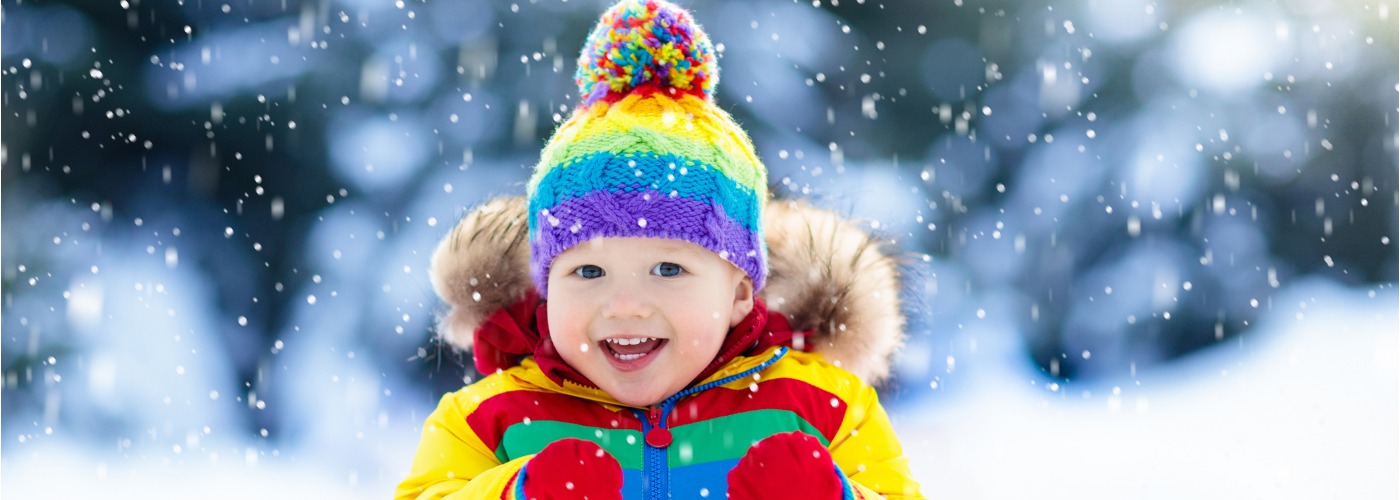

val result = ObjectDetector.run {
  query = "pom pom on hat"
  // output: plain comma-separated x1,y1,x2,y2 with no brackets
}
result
575,0,717,105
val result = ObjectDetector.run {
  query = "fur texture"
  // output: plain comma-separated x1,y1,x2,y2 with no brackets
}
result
759,199,904,385
430,196,905,385
429,197,533,354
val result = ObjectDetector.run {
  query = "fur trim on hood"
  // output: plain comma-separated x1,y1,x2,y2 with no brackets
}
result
429,196,906,385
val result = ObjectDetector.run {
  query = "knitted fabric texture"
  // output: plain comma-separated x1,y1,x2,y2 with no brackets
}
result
526,0,768,297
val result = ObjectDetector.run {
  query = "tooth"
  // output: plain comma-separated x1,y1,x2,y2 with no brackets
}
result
606,338,657,346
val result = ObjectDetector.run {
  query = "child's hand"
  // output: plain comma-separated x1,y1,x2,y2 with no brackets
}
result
727,431,850,500
517,438,623,500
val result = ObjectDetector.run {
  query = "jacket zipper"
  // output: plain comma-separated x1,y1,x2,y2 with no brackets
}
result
643,406,668,499
629,346,790,500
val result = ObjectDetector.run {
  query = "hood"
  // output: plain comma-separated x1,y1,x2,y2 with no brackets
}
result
428,196,907,385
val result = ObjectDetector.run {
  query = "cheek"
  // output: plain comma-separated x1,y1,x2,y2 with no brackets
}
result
678,303,731,352
705,285,739,326
677,332,724,359
546,302,591,355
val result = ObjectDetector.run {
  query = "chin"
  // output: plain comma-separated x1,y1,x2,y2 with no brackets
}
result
616,396,662,408
604,382,668,408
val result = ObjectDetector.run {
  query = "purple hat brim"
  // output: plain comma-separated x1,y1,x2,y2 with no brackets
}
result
530,190,766,297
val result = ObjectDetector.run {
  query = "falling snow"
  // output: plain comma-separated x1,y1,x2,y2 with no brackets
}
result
1,0,1396,497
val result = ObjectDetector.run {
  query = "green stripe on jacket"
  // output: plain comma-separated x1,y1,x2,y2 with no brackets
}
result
497,409,825,469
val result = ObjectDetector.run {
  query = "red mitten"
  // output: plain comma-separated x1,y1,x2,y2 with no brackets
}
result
727,431,849,500
516,438,623,500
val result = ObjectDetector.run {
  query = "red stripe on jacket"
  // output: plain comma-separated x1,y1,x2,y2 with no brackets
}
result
466,390,642,452
666,377,847,443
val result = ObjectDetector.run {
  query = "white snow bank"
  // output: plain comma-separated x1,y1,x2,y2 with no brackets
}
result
897,278,1399,499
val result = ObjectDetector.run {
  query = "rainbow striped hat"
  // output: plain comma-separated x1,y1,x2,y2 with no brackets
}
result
527,0,768,297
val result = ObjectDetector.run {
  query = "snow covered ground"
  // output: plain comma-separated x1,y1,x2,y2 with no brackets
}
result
899,278,1399,499
3,278,1395,498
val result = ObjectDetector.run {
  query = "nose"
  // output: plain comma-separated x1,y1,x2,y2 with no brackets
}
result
600,282,653,319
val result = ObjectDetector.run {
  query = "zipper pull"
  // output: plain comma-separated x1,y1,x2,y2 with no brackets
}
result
644,406,672,448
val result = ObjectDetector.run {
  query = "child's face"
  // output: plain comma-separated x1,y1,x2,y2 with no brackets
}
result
547,237,754,407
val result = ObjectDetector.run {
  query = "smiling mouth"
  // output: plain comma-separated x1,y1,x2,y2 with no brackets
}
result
600,337,666,362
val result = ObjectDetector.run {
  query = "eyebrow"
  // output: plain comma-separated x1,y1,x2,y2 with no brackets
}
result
654,245,691,256
557,240,704,261
650,248,712,264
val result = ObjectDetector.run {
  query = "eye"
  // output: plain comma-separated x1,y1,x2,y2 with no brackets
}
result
651,262,684,277
573,265,605,279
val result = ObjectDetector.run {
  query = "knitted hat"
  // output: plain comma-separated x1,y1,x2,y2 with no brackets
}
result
526,0,768,297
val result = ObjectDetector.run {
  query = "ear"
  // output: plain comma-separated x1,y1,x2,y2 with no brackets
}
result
729,274,755,327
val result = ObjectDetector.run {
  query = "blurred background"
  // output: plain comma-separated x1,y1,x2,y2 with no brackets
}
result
3,0,1397,497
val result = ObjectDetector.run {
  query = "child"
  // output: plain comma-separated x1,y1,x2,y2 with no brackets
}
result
397,0,923,498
